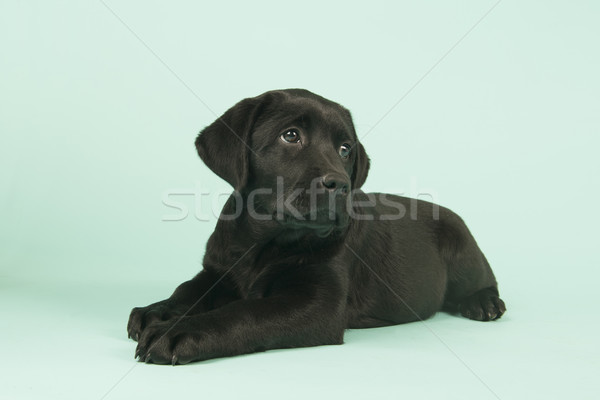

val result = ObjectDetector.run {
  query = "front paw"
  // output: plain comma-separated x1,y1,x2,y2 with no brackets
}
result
135,319,206,365
127,300,185,341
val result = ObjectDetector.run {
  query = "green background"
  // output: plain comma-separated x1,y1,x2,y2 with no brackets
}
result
1,1,598,399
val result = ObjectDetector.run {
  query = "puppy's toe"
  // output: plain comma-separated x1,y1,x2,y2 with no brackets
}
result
127,301,185,342
459,287,506,322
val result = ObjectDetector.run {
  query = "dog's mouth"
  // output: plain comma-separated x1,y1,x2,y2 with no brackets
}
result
314,224,337,238
278,213,348,238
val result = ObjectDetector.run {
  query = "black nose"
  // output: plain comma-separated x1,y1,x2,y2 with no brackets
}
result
321,174,349,195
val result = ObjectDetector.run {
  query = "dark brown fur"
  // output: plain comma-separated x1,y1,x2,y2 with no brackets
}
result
127,89,506,365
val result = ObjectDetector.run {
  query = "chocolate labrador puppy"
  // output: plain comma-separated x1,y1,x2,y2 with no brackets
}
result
127,89,506,365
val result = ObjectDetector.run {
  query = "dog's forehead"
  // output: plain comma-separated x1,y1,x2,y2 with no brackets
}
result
257,94,353,136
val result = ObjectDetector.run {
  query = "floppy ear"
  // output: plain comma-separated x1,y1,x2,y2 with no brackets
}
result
195,95,266,190
340,107,371,189
351,140,371,189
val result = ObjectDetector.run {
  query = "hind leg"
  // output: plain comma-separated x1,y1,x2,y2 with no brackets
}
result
444,256,506,321
438,214,506,321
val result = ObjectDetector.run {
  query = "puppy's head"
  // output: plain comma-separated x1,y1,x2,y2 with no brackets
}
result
196,89,370,236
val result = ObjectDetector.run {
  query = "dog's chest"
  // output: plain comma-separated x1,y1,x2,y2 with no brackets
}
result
234,246,321,299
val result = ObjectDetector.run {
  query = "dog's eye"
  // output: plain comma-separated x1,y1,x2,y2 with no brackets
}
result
281,129,300,143
339,144,351,159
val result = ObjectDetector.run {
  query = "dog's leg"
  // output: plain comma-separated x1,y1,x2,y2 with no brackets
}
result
438,215,506,321
134,265,345,364
455,285,506,321
127,269,237,341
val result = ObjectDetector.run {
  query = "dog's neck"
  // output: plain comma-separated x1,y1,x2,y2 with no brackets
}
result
202,193,345,271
